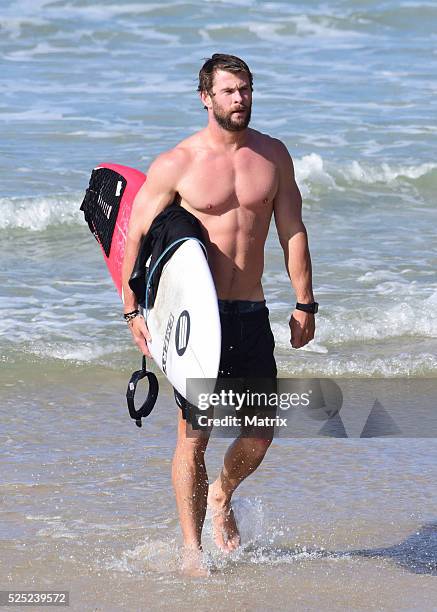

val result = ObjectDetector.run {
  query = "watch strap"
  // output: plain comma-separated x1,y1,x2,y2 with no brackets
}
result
295,301,318,314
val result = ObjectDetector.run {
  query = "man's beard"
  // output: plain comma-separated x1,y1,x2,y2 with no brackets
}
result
212,101,252,132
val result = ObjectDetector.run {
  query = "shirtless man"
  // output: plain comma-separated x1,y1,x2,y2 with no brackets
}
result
121,54,316,575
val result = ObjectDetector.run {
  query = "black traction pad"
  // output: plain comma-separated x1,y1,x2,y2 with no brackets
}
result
80,167,127,257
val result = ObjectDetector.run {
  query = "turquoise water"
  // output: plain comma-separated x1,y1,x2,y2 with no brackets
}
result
1,1,437,608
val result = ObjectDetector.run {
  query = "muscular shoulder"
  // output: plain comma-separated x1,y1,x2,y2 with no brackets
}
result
148,145,191,181
146,132,208,195
249,130,295,170
268,136,295,171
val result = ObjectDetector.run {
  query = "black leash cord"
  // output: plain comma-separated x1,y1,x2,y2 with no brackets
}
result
126,356,159,427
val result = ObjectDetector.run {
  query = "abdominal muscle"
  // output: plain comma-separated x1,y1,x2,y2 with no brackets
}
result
180,199,272,301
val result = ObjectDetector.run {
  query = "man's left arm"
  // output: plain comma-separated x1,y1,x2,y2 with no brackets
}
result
273,139,316,349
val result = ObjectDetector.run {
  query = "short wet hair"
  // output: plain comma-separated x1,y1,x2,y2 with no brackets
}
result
198,53,253,94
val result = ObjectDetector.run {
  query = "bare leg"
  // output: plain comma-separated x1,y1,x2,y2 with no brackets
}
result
207,433,273,552
172,410,210,576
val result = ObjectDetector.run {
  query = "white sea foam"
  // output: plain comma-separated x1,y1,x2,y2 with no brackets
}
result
278,352,437,377
357,270,408,284
66,129,126,139
243,22,287,43
0,107,69,122
203,15,362,46
294,154,437,197
290,14,364,41
5,41,104,61
28,341,117,363
294,153,338,197
0,194,82,231
339,160,437,184
72,2,165,19
36,519,76,540
9,2,166,24
108,537,180,575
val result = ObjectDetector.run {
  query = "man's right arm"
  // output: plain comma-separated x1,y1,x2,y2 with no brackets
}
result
121,148,187,356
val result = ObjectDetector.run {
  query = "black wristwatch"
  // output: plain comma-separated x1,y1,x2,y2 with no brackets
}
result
295,301,319,314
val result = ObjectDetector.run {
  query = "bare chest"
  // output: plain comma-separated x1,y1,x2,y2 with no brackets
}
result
177,149,278,214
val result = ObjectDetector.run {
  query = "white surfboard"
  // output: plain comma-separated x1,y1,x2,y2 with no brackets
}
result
145,239,221,402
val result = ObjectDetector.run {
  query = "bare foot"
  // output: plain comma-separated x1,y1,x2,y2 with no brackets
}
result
207,482,240,553
180,547,210,577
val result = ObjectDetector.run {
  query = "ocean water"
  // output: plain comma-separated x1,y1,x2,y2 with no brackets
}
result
1,0,437,609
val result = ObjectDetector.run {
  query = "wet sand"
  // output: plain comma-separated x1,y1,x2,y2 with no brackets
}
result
1,365,437,610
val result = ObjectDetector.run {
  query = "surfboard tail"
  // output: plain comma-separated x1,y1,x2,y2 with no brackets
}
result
80,163,146,297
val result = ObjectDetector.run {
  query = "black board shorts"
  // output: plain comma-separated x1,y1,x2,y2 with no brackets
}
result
174,300,277,421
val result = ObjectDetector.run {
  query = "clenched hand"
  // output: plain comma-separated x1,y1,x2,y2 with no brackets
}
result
289,309,315,349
